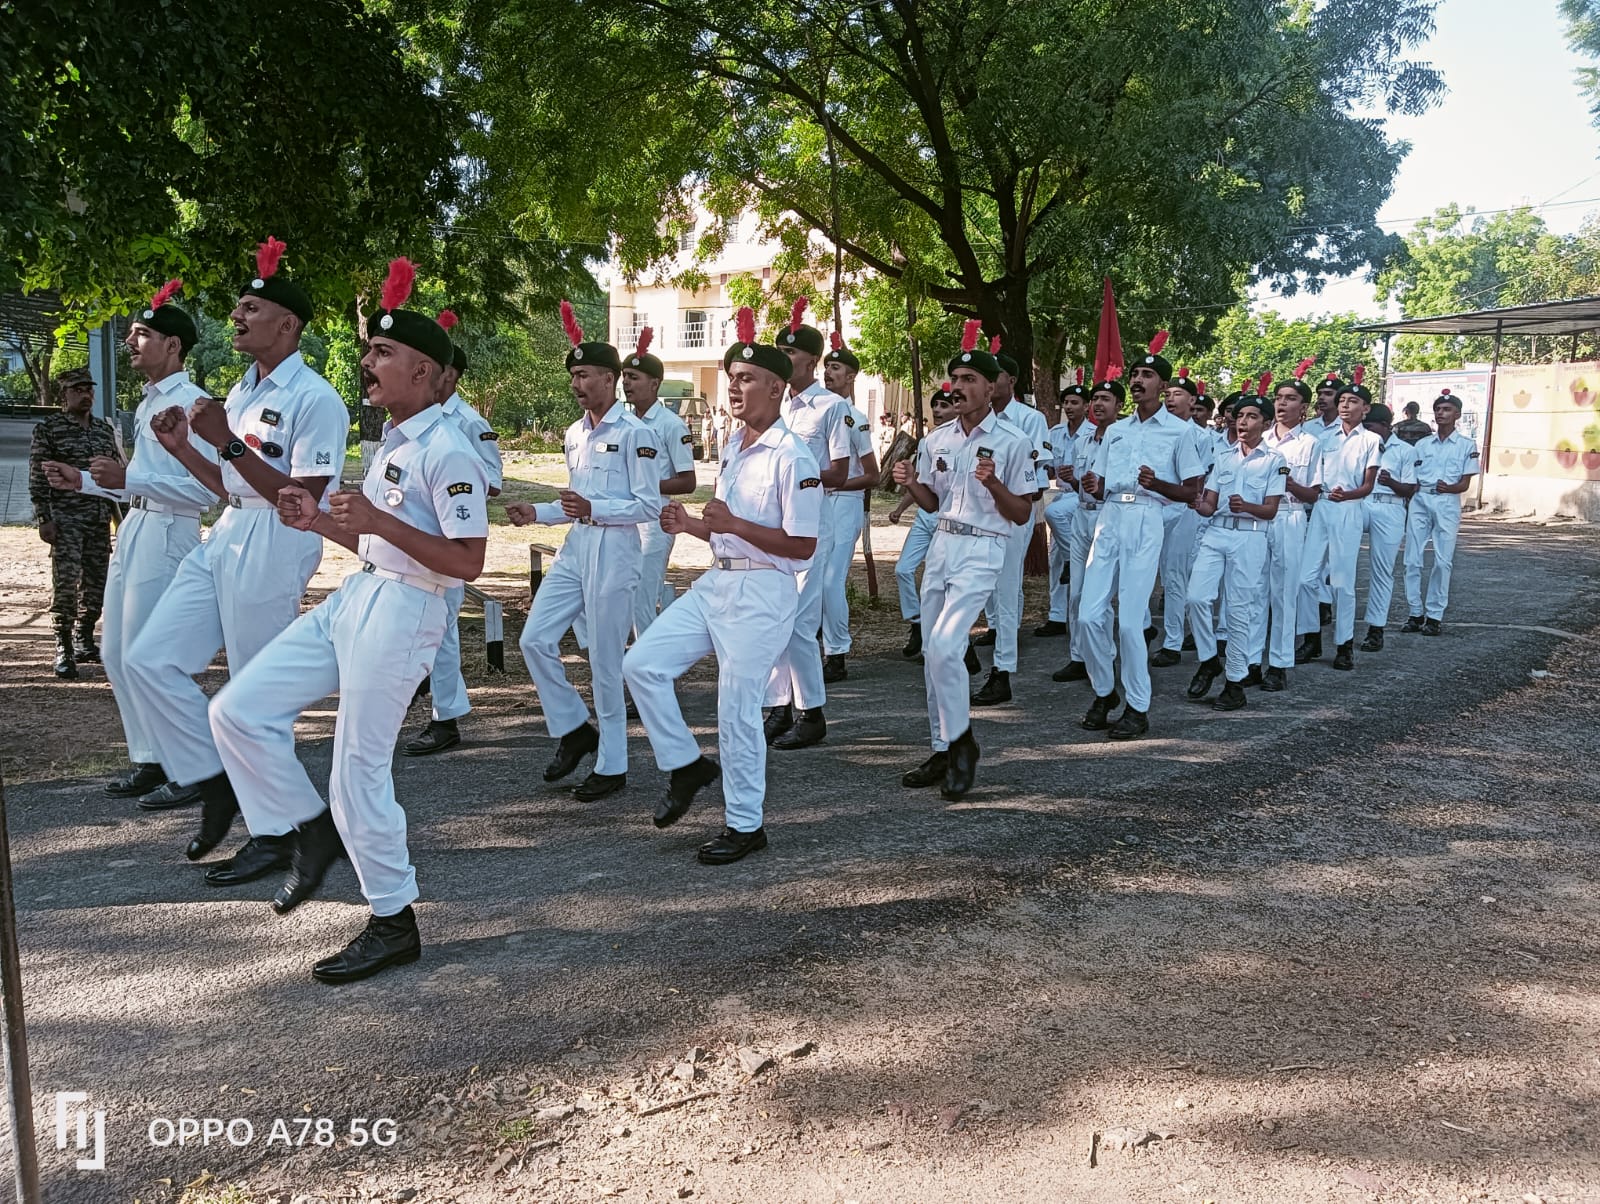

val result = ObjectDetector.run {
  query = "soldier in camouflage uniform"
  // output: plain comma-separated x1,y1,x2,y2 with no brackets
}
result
29,367,121,678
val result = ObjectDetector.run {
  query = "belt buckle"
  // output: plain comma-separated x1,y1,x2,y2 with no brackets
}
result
361,562,376,575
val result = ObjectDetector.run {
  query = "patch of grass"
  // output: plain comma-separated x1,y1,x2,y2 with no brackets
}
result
177,1179,256,1204
497,1115,535,1144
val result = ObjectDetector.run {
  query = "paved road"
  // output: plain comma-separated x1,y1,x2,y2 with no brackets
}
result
2,516,1596,1201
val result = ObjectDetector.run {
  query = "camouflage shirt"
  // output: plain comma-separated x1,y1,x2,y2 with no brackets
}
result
29,412,120,524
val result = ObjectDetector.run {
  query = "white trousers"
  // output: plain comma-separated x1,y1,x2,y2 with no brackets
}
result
623,568,797,832
1081,502,1166,711
1299,501,1365,644
820,491,864,655
210,570,441,915
921,532,1006,750
102,508,201,765
895,509,938,620
1158,506,1201,651
1066,503,1099,665
984,511,1031,672
1187,527,1268,682
1247,507,1308,670
632,519,677,638
1043,492,1078,623
519,524,641,776
1363,501,1408,627
767,516,833,710
429,584,471,722
1404,493,1462,621
123,507,322,790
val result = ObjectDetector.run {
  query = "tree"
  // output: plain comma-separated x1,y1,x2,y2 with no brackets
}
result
1185,307,1379,393
1563,0,1600,126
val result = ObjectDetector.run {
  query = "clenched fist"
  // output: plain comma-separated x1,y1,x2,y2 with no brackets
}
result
276,483,319,531
187,397,232,448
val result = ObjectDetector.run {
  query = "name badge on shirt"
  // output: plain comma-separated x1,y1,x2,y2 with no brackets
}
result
602,443,619,452
260,408,281,427
385,463,402,483
977,447,994,459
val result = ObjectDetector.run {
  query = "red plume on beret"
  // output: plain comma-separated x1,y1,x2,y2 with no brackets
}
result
1075,367,1084,384
635,326,654,357
1256,372,1273,396
830,330,843,351
256,237,287,280
789,296,808,334
1294,356,1317,381
1439,387,1451,397
150,278,183,310
960,319,982,353
1107,364,1123,380
380,257,416,312
1352,364,1365,386
989,334,1002,354
1240,377,1255,396
1198,379,1207,395
1178,366,1190,380
1148,330,1169,356
939,380,952,391
436,309,459,331
736,305,756,345
560,299,584,347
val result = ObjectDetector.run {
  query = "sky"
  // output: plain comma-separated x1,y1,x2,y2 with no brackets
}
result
1260,0,1600,321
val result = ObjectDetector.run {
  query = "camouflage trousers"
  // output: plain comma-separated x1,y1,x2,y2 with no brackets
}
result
51,514,111,631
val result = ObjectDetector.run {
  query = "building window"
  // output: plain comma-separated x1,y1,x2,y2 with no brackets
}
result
867,388,878,404
682,309,709,348
719,273,728,285
762,266,771,279
677,226,695,253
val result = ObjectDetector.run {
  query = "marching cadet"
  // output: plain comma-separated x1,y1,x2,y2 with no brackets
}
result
123,237,350,863
1357,397,1417,651
209,259,489,983
893,321,1033,799
1077,333,1206,740
891,383,956,661
622,306,821,864
1311,369,1340,446
41,281,218,802
506,302,661,801
1149,368,1214,668
971,341,1049,706
402,311,505,757
1036,373,1089,639
1295,374,1380,670
819,332,880,683
763,298,852,750
620,327,697,639
1401,388,1479,635
1184,394,1286,709
29,366,119,679
1050,378,1122,684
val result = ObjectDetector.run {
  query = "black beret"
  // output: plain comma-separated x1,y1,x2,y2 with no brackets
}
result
778,323,825,356
370,307,453,369
451,344,469,375
134,304,197,356
948,347,1000,382
825,342,860,371
1365,403,1393,424
1233,395,1271,420
623,350,664,379
995,351,1020,378
1091,379,1126,404
1340,383,1374,404
723,338,793,382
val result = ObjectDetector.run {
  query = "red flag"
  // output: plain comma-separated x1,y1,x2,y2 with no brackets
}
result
1093,277,1124,384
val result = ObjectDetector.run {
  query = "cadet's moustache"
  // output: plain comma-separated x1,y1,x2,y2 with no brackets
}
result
360,371,379,390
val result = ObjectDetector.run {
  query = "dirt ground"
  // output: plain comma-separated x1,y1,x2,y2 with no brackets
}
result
1,504,1598,1204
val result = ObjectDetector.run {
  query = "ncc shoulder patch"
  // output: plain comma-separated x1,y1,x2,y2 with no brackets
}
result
1468,449,1479,458
1043,440,1053,450
479,430,498,441
844,415,855,427
1277,465,1290,475
637,446,657,459
681,433,693,444
447,482,474,496
800,476,821,489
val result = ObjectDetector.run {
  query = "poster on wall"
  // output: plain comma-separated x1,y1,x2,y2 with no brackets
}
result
1384,370,1491,450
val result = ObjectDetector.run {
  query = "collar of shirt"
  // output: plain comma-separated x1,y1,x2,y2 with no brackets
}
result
146,370,194,400
789,381,832,408
243,350,307,392
442,391,470,416
383,403,447,445
583,399,628,432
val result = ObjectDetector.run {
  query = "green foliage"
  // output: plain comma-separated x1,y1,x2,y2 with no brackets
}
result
1186,307,1379,394
1563,0,1600,126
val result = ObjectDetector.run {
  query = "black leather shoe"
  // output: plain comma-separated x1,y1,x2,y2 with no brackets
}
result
402,718,460,757
1240,663,1264,688
1151,647,1182,668
106,763,164,798
312,907,422,984
544,721,599,782
697,827,767,865
902,622,922,660
772,708,825,750
1261,667,1288,692
1052,660,1089,683
1081,691,1121,731
1107,707,1149,740
1401,615,1425,634
901,752,948,788
822,654,847,683
204,834,293,885
572,772,626,802
762,705,794,745
1186,657,1222,700
73,629,100,663
184,773,239,859
272,810,345,914
964,646,982,675
412,675,431,704
1293,634,1322,664
1319,602,1333,628
1422,618,1442,636
1332,640,1354,671
1213,682,1248,711
53,637,77,680
940,728,980,800
655,756,720,828
1360,626,1384,652
972,628,996,647
138,779,203,811
972,668,1011,706
1032,620,1066,638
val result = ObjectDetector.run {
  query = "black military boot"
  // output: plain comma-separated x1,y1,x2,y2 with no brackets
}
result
773,708,826,750
1213,681,1248,711
822,653,848,683
762,705,794,745
74,614,100,663
902,622,922,660
654,756,720,829
272,809,347,914
971,668,1012,706
105,763,164,799
1293,633,1322,664
1081,690,1121,731
1332,640,1355,671
1360,625,1384,652
185,771,241,861
52,622,77,680
312,906,422,984
1186,657,1222,701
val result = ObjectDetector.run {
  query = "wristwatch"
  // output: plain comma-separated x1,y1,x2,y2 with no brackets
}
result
220,438,247,461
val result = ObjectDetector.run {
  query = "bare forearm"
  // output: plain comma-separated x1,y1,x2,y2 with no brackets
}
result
901,480,940,512
172,443,228,500
819,458,848,488
724,516,817,560
307,512,360,553
985,480,1032,526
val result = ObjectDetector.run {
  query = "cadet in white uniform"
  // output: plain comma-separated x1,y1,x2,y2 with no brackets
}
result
892,384,956,661
1078,334,1206,740
620,328,698,638
1150,369,1215,668
623,308,822,865
209,269,489,983
1357,401,1418,651
894,324,1034,800
1050,382,1121,684
763,299,852,750
1402,389,1480,635
819,334,879,682
122,238,350,864
1184,395,1286,709
507,302,662,801
403,317,505,757
1037,378,1089,640
1249,376,1323,691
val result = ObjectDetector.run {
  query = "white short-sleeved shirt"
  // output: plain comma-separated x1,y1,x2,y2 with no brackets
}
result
1412,429,1480,491
846,403,874,476
921,410,1035,536
534,400,663,527
1074,426,1106,505
223,351,349,501
913,418,961,507
440,392,504,492
1264,424,1324,493
713,417,822,574
635,401,697,481
1205,441,1289,516
360,405,489,588
994,398,1051,491
1318,423,1383,493
1313,417,1342,452
782,382,853,494
1185,419,1217,477
1372,438,1420,498
1097,404,1208,504
1046,420,1085,491
77,371,218,510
